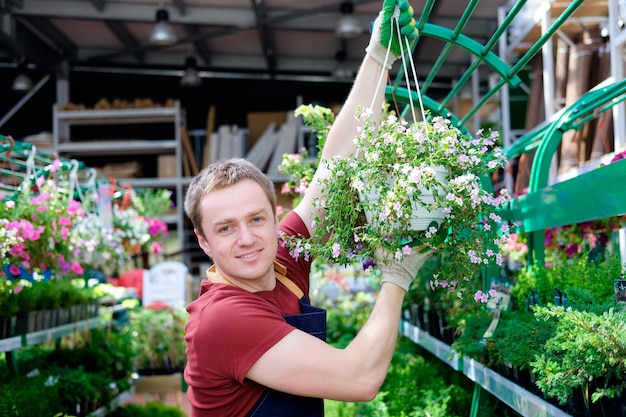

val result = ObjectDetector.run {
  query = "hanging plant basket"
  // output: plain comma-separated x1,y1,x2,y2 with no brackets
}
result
280,36,512,301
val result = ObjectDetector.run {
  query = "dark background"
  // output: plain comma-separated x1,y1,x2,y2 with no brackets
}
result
1,67,354,141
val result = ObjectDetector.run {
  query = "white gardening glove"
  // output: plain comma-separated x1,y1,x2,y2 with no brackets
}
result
365,0,418,70
377,245,432,292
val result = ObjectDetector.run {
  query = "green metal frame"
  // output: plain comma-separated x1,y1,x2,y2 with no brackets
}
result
502,79,626,265
382,1,622,415
0,134,112,201
386,0,587,133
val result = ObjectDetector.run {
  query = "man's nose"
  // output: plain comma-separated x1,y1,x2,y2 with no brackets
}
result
238,225,255,244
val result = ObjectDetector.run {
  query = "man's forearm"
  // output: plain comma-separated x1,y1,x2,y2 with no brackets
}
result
320,54,387,161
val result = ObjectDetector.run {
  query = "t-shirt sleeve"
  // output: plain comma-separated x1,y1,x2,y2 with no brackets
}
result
190,290,295,384
277,210,312,296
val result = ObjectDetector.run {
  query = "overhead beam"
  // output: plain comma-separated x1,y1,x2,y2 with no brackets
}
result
89,0,105,12
183,24,211,67
104,20,144,63
171,0,187,16
250,0,276,74
10,19,65,72
16,16,77,59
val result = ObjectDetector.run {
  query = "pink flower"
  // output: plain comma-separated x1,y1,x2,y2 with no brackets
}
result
8,264,21,276
50,159,61,172
473,290,489,303
70,261,84,275
67,200,83,214
146,217,168,237
58,216,72,226
151,241,163,255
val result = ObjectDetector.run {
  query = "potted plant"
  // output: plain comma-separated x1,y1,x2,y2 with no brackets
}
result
1,166,86,278
128,303,187,375
280,104,511,302
531,305,626,415
0,277,20,338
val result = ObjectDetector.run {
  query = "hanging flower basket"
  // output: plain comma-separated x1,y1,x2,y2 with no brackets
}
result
359,164,449,235
280,34,512,301
280,103,512,301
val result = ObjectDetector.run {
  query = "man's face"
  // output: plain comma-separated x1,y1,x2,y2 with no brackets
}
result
196,178,278,290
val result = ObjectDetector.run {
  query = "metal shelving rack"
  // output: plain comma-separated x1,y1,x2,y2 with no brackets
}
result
0,305,126,354
387,0,625,415
52,101,186,258
0,316,102,353
401,321,572,417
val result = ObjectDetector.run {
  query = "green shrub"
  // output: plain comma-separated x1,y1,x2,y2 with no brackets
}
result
531,305,626,405
107,401,187,417
0,373,62,417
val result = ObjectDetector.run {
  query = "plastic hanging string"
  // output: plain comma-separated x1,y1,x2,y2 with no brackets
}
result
368,8,427,129
68,159,85,204
25,144,37,181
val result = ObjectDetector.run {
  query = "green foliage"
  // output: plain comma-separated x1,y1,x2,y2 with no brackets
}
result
512,253,623,308
325,291,375,348
377,340,472,417
130,188,173,219
450,308,494,363
0,328,134,416
127,304,188,372
0,278,98,315
324,336,476,417
324,399,359,417
511,262,554,309
279,104,335,207
531,305,626,405
0,373,63,417
492,309,554,371
107,401,187,417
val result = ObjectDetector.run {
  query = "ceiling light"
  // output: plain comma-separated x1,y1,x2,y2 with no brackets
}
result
12,73,33,92
12,58,33,92
150,8,177,45
332,48,353,80
336,1,362,38
181,56,201,87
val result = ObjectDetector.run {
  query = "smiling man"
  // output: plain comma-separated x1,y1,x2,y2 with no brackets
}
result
182,1,431,416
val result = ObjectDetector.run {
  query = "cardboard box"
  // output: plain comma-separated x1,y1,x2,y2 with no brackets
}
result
247,111,288,149
158,155,177,177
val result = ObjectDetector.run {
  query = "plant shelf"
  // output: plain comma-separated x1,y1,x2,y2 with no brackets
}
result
86,389,135,417
0,305,126,353
463,357,571,417
401,321,462,371
401,321,572,417
0,316,99,352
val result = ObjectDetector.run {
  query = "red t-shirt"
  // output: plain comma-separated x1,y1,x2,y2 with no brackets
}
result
184,211,312,417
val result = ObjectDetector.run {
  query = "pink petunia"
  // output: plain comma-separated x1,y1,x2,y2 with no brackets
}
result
8,264,21,276
50,159,61,172
70,261,84,275
151,241,163,255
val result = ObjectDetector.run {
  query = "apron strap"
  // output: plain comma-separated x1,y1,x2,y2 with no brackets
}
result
205,261,304,299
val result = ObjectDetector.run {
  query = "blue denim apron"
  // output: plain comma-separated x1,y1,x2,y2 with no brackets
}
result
246,266,327,417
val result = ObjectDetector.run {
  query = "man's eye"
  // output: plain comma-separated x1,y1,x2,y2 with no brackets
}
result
252,217,263,223
219,225,231,233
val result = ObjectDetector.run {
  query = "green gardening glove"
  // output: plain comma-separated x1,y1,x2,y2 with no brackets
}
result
366,0,418,69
